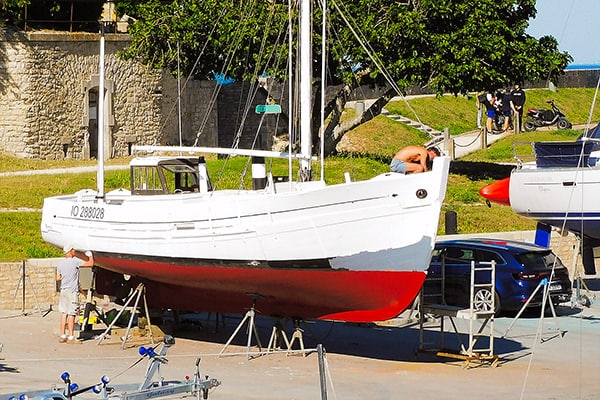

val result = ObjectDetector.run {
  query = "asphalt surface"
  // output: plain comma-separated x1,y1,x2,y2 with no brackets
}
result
1,276,599,400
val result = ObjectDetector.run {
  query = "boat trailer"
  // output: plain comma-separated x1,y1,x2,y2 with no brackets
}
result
6,335,220,400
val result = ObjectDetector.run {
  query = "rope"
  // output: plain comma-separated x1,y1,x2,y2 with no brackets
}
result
329,0,428,134
453,130,483,148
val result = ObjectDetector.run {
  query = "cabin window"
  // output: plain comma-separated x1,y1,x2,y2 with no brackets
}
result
130,158,210,195
161,164,200,193
131,166,167,195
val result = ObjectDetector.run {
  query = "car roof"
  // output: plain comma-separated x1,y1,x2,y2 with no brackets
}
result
435,238,549,253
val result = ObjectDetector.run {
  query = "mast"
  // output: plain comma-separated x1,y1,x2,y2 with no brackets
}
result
96,24,105,198
298,0,312,180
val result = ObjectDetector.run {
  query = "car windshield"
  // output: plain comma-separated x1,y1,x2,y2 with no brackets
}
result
514,250,563,269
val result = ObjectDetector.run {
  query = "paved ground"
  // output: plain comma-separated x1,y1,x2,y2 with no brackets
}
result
1,276,599,400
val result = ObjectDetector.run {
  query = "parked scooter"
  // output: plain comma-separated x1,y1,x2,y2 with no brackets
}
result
523,100,572,131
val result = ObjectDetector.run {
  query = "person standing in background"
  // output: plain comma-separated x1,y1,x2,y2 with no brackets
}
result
482,91,496,134
57,244,94,343
511,83,526,133
476,91,487,129
501,90,514,132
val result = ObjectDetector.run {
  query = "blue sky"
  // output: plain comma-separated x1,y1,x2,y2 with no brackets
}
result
527,0,600,66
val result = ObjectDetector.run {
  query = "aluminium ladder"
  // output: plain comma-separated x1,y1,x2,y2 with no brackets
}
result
418,258,498,368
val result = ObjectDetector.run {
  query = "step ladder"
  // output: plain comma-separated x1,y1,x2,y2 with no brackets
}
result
418,258,498,368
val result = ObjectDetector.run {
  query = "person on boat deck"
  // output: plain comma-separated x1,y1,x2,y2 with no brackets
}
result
390,145,440,174
57,244,94,344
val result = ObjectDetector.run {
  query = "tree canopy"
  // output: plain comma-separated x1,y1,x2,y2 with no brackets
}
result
114,0,570,155
2,0,573,156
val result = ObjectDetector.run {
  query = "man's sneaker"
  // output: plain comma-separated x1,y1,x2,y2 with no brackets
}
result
58,335,67,343
67,336,80,344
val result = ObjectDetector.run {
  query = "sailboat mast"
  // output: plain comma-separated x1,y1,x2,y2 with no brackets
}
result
299,0,312,178
96,24,105,198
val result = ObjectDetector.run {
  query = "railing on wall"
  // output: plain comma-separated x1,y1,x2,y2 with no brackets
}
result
22,2,120,33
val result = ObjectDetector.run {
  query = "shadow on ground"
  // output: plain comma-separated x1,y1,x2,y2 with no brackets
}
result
160,311,528,363
450,160,514,180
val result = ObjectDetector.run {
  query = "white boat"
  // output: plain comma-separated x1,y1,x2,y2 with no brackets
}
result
41,1,450,323
480,124,600,274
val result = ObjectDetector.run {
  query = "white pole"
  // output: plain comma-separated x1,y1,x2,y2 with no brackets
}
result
177,42,183,151
319,0,326,181
97,25,105,198
299,0,312,177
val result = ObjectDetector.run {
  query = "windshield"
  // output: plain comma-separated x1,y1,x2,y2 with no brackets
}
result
514,251,564,269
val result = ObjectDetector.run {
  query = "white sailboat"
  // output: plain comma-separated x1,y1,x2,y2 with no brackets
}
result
41,1,450,323
480,123,600,275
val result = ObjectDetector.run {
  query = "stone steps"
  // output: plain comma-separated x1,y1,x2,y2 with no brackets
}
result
381,109,444,139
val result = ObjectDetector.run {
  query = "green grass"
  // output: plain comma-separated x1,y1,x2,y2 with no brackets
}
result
1,87,598,261
385,87,600,136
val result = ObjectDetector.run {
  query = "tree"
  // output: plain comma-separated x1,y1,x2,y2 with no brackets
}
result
116,0,571,156
1,0,104,31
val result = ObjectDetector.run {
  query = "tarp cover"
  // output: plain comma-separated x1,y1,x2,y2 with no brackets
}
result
534,141,594,167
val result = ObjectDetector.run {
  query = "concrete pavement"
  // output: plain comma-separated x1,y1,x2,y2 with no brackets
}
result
1,283,599,400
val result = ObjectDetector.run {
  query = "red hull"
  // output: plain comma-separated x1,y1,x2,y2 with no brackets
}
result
94,256,426,323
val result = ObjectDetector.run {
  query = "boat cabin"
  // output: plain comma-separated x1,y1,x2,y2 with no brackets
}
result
129,156,212,195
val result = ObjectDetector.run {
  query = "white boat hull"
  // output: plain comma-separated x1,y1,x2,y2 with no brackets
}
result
41,157,450,322
510,164,600,240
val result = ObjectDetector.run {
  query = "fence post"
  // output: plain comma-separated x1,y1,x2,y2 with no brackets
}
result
444,128,455,160
481,128,488,150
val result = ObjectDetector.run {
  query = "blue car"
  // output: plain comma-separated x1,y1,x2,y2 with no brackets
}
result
426,238,572,315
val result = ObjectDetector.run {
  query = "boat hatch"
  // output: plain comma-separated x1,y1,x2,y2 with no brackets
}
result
130,157,212,195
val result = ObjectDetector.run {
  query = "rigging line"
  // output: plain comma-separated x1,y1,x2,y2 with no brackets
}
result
319,0,327,180
330,0,424,127
225,0,270,150
233,1,286,162
234,4,285,151
582,72,600,136
194,21,251,148
323,352,338,400
156,8,228,142
196,2,266,187
572,73,600,255
544,0,575,85
330,0,398,92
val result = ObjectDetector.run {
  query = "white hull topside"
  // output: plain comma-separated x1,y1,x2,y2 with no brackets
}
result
42,157,450,273
510,164,600,215
509,163,600,239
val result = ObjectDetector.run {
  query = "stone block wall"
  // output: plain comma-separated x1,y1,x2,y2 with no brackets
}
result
0,258,96,312
0,29,219,160
0,261,58,311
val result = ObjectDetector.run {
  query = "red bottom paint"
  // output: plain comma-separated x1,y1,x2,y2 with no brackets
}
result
95,256,426,323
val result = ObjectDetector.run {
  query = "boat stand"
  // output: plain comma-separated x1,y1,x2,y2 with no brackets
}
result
502,278,563,341
267,319,307,356
219,294,263,358
96,283,156,348
569,237,595,308
78,267,110,340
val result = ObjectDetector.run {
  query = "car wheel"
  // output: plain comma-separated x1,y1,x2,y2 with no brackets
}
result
472,288,501,316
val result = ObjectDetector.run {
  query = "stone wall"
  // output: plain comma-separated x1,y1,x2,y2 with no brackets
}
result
0,261,57,311
0,258,95,312
0,29,219,160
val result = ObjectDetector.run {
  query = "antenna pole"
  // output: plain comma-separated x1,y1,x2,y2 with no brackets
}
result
299,0,312,180
96,23,105,198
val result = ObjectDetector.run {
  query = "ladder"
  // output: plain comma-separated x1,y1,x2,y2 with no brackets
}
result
418,258,498,368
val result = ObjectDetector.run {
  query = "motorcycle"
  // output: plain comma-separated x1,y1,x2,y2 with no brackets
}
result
523,100,572,131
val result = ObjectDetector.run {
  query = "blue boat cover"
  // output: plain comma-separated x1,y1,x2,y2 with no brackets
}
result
535,122,600,167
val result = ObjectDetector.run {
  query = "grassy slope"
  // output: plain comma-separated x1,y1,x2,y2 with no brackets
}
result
1,87,598,261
